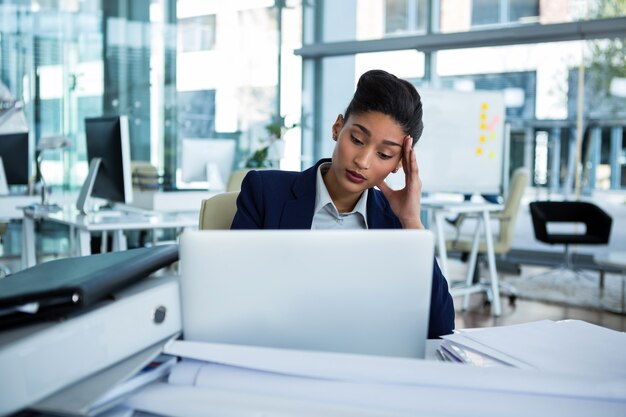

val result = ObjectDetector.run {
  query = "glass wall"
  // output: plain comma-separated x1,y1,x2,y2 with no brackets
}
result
0,0,303,191
300,0,626,193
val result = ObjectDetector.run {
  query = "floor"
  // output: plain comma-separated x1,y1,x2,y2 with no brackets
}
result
438,191,626,332
455,294,626,333
451,262,626,333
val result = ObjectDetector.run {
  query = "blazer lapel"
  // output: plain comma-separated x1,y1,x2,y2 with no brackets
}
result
366,190,399,229
279,160,325,229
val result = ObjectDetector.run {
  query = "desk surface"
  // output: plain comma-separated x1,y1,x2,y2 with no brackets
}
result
0,195,40,221
24,205,199,231
594,252,626,269
131,189,219,212
422,199,504,213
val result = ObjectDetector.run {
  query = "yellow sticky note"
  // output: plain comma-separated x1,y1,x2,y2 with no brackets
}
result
476,147,483,155
480,135,486,143
488,151,495,159
481,103,488,110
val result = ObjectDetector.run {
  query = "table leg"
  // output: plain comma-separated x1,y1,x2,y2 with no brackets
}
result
434,211,448,277
69,225,75,256
112,230,127,251
482,211,501,316
21,214,36,269
462,218,483,311
101,231,108,253
77,229,92,256
622,269,626,313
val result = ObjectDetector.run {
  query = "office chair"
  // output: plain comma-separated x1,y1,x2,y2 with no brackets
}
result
198,191,240,230
447,168,529,304
528,201,612,280
226,169,251,192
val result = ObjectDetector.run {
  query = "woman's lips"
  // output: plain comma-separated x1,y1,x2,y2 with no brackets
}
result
346,169,366,184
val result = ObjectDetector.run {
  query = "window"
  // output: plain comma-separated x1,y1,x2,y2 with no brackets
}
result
384,0,427,35
471,0,539,27
177,15,216,52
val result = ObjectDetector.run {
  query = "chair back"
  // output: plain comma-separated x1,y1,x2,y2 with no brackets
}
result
529,201,612,245
226,169,252,192
198,191,240,230
497,167,529,249
446,167,528,255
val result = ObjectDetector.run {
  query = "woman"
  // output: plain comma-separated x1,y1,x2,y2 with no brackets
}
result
232,69,454,338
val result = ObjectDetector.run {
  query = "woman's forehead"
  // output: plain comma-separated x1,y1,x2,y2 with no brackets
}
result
346,112,405,141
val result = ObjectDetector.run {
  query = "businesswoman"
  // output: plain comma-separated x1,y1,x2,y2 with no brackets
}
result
231,69,455,338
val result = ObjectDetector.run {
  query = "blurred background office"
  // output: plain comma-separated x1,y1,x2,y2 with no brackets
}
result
0,1,625,310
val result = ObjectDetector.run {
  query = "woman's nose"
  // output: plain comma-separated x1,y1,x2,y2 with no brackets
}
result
354,148,372,169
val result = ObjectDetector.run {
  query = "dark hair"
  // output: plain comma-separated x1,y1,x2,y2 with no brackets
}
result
344,69,423,145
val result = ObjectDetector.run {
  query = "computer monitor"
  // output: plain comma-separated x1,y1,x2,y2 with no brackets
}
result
79,116,132,209
0,132,29,187
178,138,236,191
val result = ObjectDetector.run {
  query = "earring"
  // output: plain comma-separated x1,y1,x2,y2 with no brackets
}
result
392,168,399,173
332,135,337,140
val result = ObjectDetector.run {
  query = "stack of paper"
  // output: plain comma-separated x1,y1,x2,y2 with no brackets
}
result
440,319,626,378
32,344,177,416
123,331,626,417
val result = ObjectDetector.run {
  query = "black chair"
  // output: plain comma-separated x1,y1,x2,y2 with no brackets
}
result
529,201,612,278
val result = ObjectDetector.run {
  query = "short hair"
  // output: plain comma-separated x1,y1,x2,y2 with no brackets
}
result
344,69,424,145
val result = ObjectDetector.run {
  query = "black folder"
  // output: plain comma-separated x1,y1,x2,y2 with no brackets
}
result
0,245,179,330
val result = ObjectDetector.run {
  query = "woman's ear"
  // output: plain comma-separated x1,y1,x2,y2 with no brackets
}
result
331,114,344,141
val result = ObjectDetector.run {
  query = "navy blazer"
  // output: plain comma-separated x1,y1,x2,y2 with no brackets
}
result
231,159,455,338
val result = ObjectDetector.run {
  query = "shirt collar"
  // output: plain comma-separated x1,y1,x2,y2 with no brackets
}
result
314,162,369,225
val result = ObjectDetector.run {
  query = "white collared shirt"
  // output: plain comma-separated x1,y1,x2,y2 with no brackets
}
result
311,162,368,230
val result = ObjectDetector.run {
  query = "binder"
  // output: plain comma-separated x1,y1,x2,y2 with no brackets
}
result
0,275,182,416
0,244,178,328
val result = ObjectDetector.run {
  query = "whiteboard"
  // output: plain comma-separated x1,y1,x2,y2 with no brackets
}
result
386,89,506,195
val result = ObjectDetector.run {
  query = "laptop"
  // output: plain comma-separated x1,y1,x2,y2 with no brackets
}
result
179,229,435,358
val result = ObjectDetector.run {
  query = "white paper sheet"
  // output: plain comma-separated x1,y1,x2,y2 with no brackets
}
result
163,340,626,401
458,320,626,378
126,379,626,417
125,382,419,417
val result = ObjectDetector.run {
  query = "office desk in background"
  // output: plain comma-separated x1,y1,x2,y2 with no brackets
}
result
21,205,199,269
131,189,219,212
422,200,504,316
0,195,40,221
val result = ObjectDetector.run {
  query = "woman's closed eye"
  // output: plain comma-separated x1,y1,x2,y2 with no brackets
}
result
350,135,364,145
377,151,392,160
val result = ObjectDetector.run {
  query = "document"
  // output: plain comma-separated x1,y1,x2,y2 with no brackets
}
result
124,339,626,417
445,320,626,378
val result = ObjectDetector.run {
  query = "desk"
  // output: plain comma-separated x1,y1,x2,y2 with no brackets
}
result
21,205,198,269
594,252,626,313
131,189,218,212
422,200,504,316
0,195,40,221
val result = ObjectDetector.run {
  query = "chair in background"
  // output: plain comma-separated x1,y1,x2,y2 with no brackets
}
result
198,191,239,230
447,168,529,259
446,168,529,303
226,169,252,192
528,201,612,280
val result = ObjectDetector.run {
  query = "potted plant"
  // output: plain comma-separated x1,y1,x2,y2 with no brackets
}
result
245,116,297,168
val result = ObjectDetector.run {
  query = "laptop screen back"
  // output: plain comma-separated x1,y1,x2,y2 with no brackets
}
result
179,229,435,358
